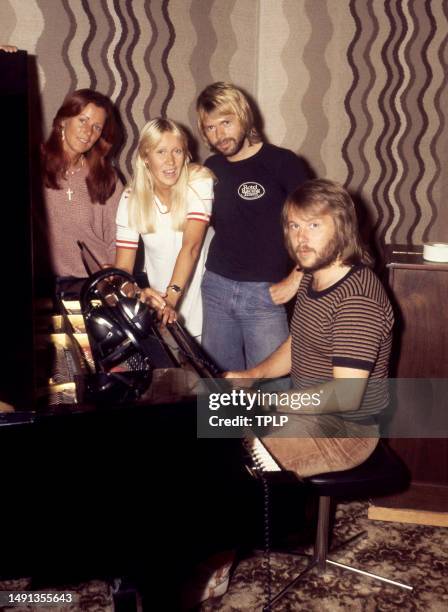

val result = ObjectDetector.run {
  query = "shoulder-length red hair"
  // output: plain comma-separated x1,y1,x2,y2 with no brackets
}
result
41,89,119,204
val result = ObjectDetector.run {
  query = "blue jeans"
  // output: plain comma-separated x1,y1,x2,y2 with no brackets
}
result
201,270,290,371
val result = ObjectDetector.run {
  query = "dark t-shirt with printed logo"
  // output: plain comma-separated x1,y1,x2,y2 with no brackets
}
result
205,143,309,282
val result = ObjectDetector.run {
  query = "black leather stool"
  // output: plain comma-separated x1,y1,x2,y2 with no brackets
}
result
266,440,412,610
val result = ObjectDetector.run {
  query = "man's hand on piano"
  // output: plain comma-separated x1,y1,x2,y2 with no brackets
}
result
223,370,257,389
224,370,252,379
221,379,273,412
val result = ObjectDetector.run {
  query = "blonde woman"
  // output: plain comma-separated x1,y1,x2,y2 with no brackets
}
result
115,118,214,340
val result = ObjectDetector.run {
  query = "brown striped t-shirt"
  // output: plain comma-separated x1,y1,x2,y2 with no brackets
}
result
290,265,394,421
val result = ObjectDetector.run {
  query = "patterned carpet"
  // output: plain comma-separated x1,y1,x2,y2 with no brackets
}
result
0,501,446,611
200,500,448,612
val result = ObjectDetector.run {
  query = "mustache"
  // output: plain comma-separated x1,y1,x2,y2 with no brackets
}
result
295,245,314,254
216,138,235,147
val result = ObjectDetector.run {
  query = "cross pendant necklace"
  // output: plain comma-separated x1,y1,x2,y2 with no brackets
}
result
65,155,85,202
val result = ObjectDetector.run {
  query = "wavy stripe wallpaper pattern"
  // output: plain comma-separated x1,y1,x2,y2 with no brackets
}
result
1,0,448,246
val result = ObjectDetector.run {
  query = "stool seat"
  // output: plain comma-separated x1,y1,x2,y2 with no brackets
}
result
308,440,410,498
265,441,412,610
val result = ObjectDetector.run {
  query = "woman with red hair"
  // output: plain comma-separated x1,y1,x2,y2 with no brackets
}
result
39,89,122,283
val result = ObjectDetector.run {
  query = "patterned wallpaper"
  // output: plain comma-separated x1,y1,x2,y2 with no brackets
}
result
2,0,448,247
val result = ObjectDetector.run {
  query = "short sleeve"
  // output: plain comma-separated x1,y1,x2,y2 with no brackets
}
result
116,189,139,249
332,297,390,371
276,149,310,196
186,177,213,223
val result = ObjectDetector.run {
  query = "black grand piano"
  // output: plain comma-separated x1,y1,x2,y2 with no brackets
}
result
0,50,278,609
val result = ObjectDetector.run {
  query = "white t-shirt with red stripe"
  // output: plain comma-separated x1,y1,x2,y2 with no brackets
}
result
116,177,214,337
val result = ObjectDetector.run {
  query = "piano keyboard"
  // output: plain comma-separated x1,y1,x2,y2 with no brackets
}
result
244,436,282,472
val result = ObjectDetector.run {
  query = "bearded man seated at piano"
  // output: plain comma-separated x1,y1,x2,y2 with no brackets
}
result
226,178,393,477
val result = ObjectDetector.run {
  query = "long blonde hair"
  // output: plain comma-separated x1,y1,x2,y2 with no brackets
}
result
127,118,212,233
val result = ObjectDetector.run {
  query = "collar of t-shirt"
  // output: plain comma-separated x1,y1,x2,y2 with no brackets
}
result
307,265,362,298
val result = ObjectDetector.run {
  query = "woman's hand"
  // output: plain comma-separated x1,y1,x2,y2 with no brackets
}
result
0,45,18,53
159,298,177,326
139,288,177,325
139,287,166,309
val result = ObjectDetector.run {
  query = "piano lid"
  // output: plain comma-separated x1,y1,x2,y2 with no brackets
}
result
0,49,33,410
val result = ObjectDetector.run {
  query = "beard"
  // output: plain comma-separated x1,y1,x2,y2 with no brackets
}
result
212,132,246,157
296,235,341,273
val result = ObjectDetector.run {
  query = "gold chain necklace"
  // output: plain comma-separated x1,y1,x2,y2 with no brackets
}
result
65,156,85,202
